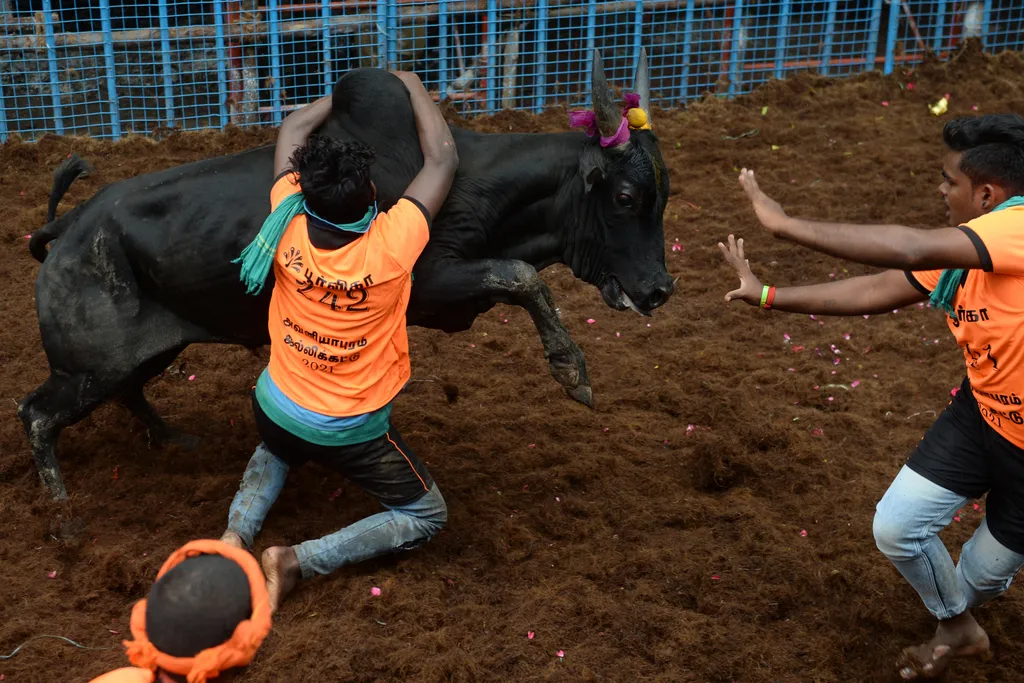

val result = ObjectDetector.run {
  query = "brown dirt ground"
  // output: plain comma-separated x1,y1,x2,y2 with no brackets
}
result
3,45,1024,683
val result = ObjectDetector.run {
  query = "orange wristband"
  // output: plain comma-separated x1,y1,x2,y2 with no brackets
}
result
764,286,776,310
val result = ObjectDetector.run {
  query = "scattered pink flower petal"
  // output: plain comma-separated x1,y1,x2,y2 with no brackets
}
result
555,496,561,502
809,315,817,320
812,429,824,437
586,318,596,324
907,82,915,90
188,374,196,381
671,243,683,252
23,234,30,239
851,380,861,388
328,487,343,501
503,319,508,324
711,574,720,581
602,427,609,432
371,586,382,597
784,333,791,342
881,101,889,107
108,629,120,636
844,333,851,340
800,530,808,537
556,650,565,659
528,631,535,640
788,368,796,373
951,387,960,397
972,105,979,111
828,396,834,402
792,345,804,352
863,314,870,319
528,443,535,449
953,515,962,523
469,343,476,348
833,358,840,365
47,570,57,579
973,503,981,511
615,332,621,338
646,323,651,327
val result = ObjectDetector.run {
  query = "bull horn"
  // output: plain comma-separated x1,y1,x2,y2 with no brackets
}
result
591,49,621,138
632,47,651,124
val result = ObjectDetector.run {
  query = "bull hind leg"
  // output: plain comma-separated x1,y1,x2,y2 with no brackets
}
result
411,258,593,407
118,345,201,450
18,372,114,501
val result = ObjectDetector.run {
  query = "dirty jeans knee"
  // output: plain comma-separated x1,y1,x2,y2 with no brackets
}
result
956,517,1024,610
225,442,290,549
294,483,447,580
873,466,970,620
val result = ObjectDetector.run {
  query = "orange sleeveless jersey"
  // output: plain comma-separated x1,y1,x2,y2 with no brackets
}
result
265,172,429,417
907,205,1024,448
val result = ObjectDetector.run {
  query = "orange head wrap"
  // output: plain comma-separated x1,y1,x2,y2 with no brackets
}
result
120,540,272,683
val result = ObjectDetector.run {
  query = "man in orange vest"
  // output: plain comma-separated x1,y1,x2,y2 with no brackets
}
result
89,540,272,683
221,70,458,612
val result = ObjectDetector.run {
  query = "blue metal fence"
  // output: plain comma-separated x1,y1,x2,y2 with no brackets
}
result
0,1,1019,141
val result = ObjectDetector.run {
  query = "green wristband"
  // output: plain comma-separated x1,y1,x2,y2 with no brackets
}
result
760,284,770,309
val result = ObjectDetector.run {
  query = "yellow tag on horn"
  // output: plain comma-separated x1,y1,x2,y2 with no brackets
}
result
627,107,652,131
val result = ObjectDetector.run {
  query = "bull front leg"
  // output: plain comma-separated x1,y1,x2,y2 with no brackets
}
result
411,258,593,407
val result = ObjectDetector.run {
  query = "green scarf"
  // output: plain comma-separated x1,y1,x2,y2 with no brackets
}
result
930,195,1024,316
233,193,376,296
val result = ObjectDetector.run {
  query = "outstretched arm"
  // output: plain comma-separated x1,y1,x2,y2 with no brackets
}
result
392,71,459,220
274,96,333,177
738,169,984,271
719,235,928,316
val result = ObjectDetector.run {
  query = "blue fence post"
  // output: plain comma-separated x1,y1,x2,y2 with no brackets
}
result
820,0,839,77
677,0,695,104
933,0,947,54
157,0,174,128
322,0,333,96
376,0,387,69
386,0,397,70
773,0,792,81
212,0,229,128
40,0,63,136
486,0,498,112
980,0,993,51
268,0,282,124
866,0,884,69
98,0,121,139
438,0,449,101
632,1,643,92
585,0,597,86
0,75,7,141
534,0,548,113
882,0,900,74
727,0,744,97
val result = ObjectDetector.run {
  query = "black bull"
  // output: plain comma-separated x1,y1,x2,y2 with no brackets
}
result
20,51,674,501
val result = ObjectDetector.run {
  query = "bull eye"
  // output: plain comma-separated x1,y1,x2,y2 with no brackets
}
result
615,192,634,207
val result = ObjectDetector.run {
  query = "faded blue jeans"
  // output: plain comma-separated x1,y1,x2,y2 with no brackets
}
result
873,465,1024,620
226,443,448,579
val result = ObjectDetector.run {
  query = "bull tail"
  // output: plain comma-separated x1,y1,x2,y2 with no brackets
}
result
29,153,93,263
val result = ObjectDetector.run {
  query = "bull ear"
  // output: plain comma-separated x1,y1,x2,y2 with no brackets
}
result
632,47,651,124
591,49,621,138
579,144,605,193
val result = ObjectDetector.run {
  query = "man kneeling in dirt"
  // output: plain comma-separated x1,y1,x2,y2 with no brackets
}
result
219,70,458,612
89,540,272,682
719,113,1024,679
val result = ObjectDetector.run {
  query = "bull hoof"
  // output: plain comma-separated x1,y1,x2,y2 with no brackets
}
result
567,384,594,408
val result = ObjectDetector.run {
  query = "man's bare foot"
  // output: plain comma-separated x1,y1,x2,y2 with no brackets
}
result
897,611,991,679
220,531,246,550
262,546,301,614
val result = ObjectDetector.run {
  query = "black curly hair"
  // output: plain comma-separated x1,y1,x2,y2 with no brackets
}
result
943,113,1024,195
290,133,377,224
